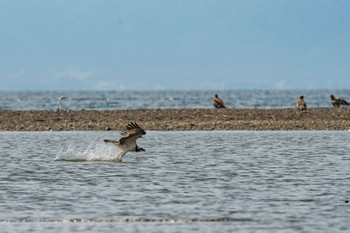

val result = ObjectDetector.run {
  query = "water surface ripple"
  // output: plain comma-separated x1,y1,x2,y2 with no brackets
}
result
0,131,349,232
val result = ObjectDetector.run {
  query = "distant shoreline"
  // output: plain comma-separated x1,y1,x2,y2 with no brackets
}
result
1,108,350,131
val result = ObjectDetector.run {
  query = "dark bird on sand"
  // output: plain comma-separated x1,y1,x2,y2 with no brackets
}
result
330,95,350,108
296,96,307,112
213,94,226,109
104,122,146,161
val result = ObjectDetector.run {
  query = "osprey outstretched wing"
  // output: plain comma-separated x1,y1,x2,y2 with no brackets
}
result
119,122,146,144
104,122,146,161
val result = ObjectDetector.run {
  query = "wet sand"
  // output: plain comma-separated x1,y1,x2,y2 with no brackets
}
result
1,108,350,131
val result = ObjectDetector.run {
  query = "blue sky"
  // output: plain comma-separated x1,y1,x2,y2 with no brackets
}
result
0,0,349,90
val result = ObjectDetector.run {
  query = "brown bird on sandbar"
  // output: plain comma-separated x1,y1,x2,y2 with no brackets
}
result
296,96,307,112
330,95,350,108
213,94,226,108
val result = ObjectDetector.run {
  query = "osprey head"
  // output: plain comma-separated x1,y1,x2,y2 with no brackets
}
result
140,129,146,136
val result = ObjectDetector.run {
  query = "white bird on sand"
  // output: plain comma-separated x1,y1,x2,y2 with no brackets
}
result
59,96,69,110
104,122,146,161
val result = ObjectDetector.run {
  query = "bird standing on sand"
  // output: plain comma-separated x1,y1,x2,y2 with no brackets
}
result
104,122,146,162
59,96,69,110
213,94,226,109
330,95,350,108
296,96,307,112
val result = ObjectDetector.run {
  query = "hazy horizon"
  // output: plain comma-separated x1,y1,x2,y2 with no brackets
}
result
1,0,349,91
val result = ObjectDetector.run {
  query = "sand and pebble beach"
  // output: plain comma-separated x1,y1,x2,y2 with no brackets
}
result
1,108,350,131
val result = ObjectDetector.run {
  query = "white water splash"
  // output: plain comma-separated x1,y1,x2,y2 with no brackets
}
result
54,142,122,161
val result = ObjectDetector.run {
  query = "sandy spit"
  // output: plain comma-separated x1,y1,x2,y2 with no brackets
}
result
1,108,350,131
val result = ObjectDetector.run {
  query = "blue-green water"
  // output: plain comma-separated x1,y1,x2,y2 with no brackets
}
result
1,131,350,232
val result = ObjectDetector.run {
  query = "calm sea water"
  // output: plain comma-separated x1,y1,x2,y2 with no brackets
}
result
1,90,349,110
0,131,349,232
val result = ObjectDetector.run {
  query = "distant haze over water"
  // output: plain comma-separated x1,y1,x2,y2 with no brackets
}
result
0,90,349,110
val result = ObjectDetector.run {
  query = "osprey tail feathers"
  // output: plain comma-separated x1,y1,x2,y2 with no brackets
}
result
104,139,119,144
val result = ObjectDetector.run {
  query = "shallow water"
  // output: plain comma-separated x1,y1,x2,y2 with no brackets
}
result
1,131,350,232
1,90,349,110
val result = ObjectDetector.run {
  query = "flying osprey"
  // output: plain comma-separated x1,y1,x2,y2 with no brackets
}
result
104,122,146,161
